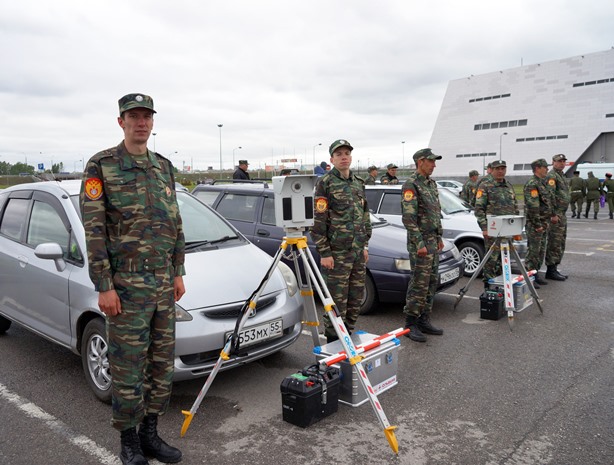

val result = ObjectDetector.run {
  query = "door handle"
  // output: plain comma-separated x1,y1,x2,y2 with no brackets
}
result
256,229,270,237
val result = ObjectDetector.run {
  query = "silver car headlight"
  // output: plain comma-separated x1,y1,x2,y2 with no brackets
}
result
175,303,193,322
277,261,298,296
451,245,461,260
395,258,412,271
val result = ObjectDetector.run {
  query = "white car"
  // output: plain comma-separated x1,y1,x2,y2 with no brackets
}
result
0,180,303,402
435,179,464,197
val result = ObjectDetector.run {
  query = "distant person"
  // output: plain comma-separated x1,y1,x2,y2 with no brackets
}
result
365,165,378,185
524,158,557,287
584,171,602,219
603,173,614,219
471,162,493,206
460,170,479,204
545,154,570,281
380,163,399,184
233,160,250,180
314,161,327,177
474,160,519,288
568,170,585,218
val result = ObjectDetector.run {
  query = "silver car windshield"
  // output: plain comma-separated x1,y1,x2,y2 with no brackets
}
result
438,188,470,214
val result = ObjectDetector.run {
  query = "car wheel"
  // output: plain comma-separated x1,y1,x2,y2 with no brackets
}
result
0,315,11,334
458,241,485,277
81,318,112,404
359,273,378,315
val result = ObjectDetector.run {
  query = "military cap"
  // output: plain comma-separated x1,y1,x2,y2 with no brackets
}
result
118,93,156,115
552,153,567,162
238,160,249,165
368,165,378,171
491,160,506,168
469,170,479,177
530,158,549,169
486,162,493,169
413,148,442,162
387,163,398,169
606,173,612,178
329,139,353,155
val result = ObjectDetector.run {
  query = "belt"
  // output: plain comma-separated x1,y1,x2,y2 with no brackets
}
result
571,190,582,193
111,255,171,272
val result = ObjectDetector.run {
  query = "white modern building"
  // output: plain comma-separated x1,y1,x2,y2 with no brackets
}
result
429,48,614,178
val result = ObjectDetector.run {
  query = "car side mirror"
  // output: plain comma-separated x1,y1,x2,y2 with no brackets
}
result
34,242,66,272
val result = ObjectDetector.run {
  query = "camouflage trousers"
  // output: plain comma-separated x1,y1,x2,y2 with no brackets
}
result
546,215,567,266
482,237,506,284
107,267,176,431
569,192,583,215
585,195,600,214
607,193,614,213
403,236,440,318
525,221,549,272
322,248,366,338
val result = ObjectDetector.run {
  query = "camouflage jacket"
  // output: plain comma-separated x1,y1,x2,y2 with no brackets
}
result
474,178,519,232
311,167,372,258
524,176,554,226
365,174,376,185
380,173,399,184
603,179,614,196
401,172,442,251
460,179,478,203
585,176,602,199
568,176,585,195
471,174,493,206
545,168,570,215
80,141,186,292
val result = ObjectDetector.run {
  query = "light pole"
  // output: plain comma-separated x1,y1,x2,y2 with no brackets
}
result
499,132,508,161
152,133,157,153
217,124,223,172
74,160,82,173
312,143,322,167
233,146,242,169
401,141,405,169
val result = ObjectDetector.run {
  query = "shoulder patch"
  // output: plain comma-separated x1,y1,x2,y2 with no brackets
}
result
476,189,483,199
403,189,415,202
548,178,556,187
315,196,328,213
530,189,539,198
84,178,103,201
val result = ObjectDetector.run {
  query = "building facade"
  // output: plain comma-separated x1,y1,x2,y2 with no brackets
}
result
429,49,614,178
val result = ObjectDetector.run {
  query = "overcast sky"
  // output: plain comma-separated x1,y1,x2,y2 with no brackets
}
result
1,0,613,173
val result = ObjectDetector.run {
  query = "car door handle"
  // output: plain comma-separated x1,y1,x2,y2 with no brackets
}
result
256,229,270,237
17,255,28,268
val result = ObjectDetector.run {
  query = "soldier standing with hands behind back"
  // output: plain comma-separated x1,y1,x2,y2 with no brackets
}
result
545,154,569,281
311,139,371,343
401,148,444,342
81,93,185,465
569,170,585,218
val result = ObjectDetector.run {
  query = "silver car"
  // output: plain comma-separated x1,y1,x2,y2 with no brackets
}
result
0,180,303,402
364,185,527,277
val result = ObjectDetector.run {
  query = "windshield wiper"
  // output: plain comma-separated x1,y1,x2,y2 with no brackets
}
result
447,209,468,214
209,235,239,244
185,240,211,250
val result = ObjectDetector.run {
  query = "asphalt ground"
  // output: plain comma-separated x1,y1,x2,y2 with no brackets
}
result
1,215,613,465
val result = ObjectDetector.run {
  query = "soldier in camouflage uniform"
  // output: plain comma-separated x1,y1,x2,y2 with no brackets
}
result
545,154,570,281
471,162,493,207
524,159,557,286
568,171,585,218
380,163,399,184
80,93,185,465
474,160,519,288
584,171,603,219
460,170,479,204
311,139,371,343
365,165,378,185
401,148,444,342
603,173,614,219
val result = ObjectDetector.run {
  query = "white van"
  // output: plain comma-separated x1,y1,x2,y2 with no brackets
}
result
575,163,614,181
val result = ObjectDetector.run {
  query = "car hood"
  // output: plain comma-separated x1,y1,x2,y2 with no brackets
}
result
442,210,482,233
178,243,286,311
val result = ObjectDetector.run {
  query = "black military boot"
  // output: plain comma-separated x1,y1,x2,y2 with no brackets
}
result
610,212,613,219
555,265,568,279
139,414,182,463
571,211,576,218
594,212,598,220
534,273,548,286
120,427,149,465
584,207,589,218
404,315,427,342
417,313,443,335
545,265,566,281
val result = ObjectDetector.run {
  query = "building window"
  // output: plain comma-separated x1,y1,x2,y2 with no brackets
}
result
482,123,491,129
518,119,528,126
513,164,524,171
474,124,482,130
606,113,614,118
500,121,508,128
469,93,511,103
572,78,613,88
509,121,518,127
556,135,568,139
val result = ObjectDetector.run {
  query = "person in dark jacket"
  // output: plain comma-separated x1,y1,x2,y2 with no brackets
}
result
233,160,250,180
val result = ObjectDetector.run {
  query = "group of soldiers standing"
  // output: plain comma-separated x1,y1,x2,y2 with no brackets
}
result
569,170,614,220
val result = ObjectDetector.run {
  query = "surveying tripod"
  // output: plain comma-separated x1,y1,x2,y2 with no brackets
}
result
454,234,544,330
180,227,401,454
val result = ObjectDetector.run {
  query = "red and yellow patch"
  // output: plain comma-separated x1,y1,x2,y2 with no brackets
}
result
548,178,556,187
315,197,328,213
476,189,483,199
530,189,539,198
403,189,415,202
84,178,103,201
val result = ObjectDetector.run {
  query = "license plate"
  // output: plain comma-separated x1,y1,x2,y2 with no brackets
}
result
440,267,460,284
225,319,283,347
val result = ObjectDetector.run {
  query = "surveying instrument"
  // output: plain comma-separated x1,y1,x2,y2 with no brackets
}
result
454,215,544,330
180,175,403,454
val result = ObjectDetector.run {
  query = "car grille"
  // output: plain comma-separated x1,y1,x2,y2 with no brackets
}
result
200,294,277,319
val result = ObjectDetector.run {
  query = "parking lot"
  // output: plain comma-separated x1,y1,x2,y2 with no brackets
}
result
1,217,613,464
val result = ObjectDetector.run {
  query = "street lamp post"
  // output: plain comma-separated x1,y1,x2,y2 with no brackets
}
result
401,141,405,169
217,124,223,172
312,143,322,168
499,132,508,161
152,133,157,153
233,146,242,169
